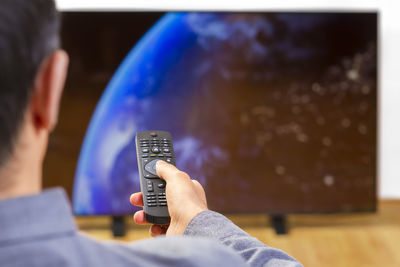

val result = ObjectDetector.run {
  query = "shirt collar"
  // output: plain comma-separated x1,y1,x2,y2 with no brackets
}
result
0,187,77,244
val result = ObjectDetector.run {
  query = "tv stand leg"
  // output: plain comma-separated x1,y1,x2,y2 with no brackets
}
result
270,215,288,235
112,216,126,237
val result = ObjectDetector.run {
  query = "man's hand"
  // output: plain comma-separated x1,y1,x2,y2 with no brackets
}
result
130,160,208,237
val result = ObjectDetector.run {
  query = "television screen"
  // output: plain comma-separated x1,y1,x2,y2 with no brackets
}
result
49,12,377,215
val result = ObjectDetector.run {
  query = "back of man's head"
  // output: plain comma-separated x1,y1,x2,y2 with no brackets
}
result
0,0,59,166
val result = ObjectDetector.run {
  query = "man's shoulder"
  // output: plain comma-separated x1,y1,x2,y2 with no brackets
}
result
77,234,247,266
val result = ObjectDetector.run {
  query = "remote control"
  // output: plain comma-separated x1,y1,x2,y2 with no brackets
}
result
135,130,176,225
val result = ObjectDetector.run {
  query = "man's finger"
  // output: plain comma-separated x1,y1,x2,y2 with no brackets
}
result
150,224,167,237
133,210,151,225
130,192,144,207
156,160,190,183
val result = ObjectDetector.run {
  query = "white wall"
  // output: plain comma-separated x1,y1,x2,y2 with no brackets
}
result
56,0,400,199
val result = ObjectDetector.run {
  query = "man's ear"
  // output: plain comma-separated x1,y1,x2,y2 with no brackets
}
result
31,50,69,132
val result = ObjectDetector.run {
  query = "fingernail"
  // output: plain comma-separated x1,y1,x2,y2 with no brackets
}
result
156,159,165,168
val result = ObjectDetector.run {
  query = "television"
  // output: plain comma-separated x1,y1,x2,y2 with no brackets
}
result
44,11,377,216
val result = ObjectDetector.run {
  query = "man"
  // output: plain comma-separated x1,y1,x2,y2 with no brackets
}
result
0,1,302,266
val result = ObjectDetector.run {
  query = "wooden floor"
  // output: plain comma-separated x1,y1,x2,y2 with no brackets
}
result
76,200,400,267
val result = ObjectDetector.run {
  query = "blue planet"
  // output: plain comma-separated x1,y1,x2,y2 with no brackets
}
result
73,12,376,215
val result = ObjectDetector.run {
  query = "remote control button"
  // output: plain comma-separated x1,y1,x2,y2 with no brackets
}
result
142,154,149,158
143,158,150,164
150,154,157,157
158,193,166,196
142,148,149,153
148,203,157,207
150,132,157,137
147,181,153,192
163,148,170,153
140,144,149,147
159,203,167,206
165,153,172,158
147,199,156,203
147,193,155,196
144,159,159,176
166,158,173,163
144,173,158,179
151,147,161,153
157,181,166,189
157,154,164,157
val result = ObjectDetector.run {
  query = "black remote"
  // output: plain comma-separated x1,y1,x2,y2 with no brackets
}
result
135,130,176,225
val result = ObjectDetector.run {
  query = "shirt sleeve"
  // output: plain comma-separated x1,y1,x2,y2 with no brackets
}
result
184,210,303,267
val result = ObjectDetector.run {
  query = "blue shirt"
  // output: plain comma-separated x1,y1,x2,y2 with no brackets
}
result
0,188,301,266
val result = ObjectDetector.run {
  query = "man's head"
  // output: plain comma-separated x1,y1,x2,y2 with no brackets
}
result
0,0,68,196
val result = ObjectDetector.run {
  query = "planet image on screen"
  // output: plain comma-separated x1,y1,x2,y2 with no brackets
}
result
73,13,376,215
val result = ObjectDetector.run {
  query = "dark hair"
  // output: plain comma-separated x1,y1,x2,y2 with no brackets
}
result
0,0,60,165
